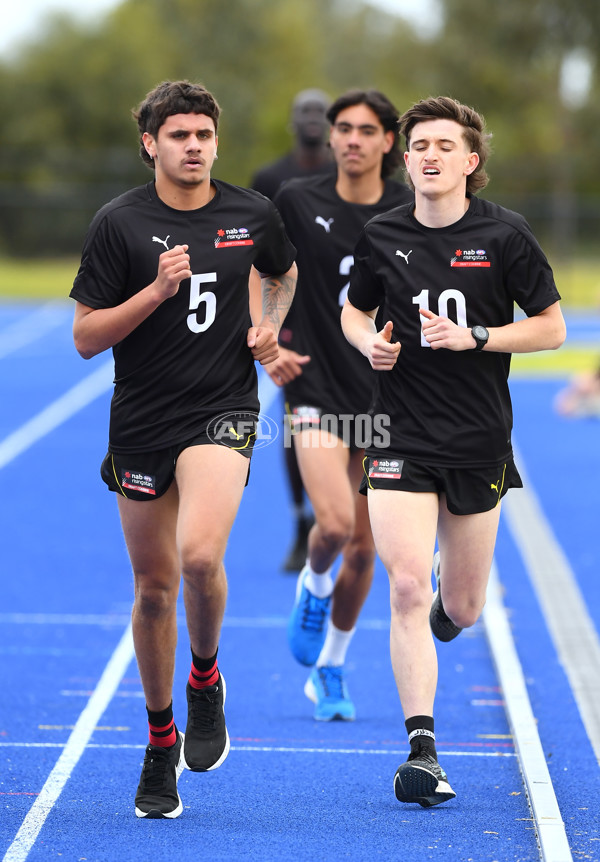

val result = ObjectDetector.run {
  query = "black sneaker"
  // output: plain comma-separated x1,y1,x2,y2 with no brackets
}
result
183,672,230,772
429,551,463,642
134,730,184,819
394,751,456,808
282,514,314,573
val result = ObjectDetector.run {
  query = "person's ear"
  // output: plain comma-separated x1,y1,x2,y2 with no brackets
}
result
465,152,480,175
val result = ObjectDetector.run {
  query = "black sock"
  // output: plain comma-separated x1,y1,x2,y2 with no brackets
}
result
405,715,437,759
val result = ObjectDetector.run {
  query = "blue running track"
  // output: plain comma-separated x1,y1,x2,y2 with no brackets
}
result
1,301,599,862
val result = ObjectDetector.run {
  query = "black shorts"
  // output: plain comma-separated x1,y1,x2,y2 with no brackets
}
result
101,421,255,502
359,455,522,516
285,403,382,455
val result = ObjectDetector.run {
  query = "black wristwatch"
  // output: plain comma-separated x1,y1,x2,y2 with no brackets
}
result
471,325,489,351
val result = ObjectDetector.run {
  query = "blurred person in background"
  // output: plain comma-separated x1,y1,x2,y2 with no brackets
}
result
251,88,334,198
70,80,296,819
342,95,565,807
265,89,412,722
251,89,335,574
554,358,600,418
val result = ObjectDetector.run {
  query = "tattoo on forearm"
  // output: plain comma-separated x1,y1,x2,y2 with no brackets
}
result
261,272,296,332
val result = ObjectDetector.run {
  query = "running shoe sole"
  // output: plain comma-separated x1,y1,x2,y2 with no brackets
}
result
394,762,456,808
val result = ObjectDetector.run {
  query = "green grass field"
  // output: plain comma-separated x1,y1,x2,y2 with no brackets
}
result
1,256,598,377
0,258,81,299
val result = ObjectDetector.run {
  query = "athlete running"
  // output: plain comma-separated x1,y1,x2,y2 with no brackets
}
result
342,95,565,806
70,80,297,819
265,89,412,721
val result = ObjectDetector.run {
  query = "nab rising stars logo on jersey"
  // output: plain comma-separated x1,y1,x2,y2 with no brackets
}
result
214,227,254,248
450,248,490,268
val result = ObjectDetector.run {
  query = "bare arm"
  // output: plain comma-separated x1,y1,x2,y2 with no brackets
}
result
72,245,192,359
340,299,401,370
420,300,566,353
248,266,262,326
247,262,298,366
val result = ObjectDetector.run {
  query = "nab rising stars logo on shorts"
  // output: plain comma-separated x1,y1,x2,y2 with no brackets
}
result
214,227,254,249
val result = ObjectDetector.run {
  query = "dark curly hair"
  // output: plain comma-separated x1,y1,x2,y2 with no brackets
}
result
132,80,221,169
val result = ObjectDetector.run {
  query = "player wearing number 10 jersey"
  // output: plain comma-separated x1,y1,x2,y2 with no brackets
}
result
349,192,560,468
342,96,565,808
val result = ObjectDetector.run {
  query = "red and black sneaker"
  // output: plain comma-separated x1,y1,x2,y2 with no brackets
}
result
183,672,230,772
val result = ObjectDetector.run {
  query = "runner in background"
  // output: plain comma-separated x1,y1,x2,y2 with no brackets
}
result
251,89,334,573
265,89,412,721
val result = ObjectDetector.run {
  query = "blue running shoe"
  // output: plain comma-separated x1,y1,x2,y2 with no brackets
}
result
304,665,356,721
287,567,331,666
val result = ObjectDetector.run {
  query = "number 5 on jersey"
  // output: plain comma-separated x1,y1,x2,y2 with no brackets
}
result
187,272,217,333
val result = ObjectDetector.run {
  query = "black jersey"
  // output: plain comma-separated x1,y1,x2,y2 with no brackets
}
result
348,195,561,467
70,180,296,454
274,173,413,415
251,153,335,200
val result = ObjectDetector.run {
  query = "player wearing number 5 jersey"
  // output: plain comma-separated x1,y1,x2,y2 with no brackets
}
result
342,96,565,808
266,90,412,723
70,81,296,820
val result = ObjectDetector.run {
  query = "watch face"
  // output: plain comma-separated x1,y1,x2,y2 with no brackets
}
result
472,325,487,339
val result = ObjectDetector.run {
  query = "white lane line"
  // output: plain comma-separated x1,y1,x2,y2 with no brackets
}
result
0,612,390,630
0,613,132,626
231,746,513,758
0,741,514,758
0,302,71,360
0,356,268,474
0,359,113,469
0,363,277,859
2,625,134,862
484,562,572,862
503,449,600,765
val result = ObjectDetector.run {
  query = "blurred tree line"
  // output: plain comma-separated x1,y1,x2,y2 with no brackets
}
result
0,0,597,259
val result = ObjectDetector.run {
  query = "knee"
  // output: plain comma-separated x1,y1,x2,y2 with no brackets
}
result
343,538,376,575
443,594,483,630
388,569,429,617
179,542,221,586
134,580,178,620
316,510,354,553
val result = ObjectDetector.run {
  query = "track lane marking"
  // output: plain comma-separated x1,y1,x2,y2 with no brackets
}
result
2,625,134,862
0,741,513,757
504,446,600,764
0,302,71,360
0,359,114,469
484,561,572,862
